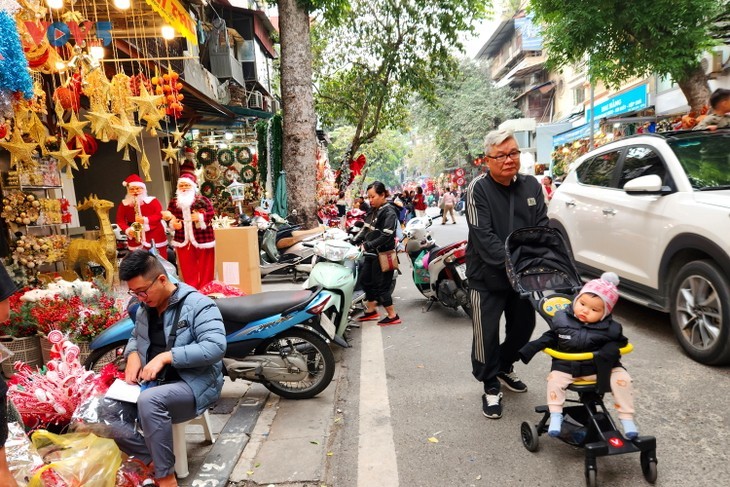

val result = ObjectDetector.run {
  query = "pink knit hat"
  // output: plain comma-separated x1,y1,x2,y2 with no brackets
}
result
578,272,620,319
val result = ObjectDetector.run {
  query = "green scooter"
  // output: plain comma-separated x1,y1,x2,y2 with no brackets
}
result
303,239,363,343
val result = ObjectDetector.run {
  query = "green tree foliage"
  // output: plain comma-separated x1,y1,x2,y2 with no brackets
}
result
529,0,724,111
328,126,411,190
313,0,493,185
411,60,522,170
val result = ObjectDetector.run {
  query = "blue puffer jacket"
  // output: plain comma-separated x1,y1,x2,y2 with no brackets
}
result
125,283,227,415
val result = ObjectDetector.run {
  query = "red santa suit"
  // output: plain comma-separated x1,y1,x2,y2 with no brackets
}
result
167,172,215,289
116,174,167,260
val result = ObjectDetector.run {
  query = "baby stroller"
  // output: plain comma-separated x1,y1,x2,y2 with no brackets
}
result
505,226,657,487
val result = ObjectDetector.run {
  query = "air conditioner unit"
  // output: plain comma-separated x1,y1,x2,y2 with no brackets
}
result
271,99,280,113
249,92,263,109
701,51,723,78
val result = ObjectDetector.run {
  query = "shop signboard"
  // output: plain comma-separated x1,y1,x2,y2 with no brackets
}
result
584,84,648,122
145,0,198,44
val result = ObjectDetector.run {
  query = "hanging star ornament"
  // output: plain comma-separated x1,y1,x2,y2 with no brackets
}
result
48,138,81,176
0,129,37,168
60,112,89,141
142,109,164,137
77,151,92,169
139,150,152,182
161,142,179,163
27,112,48,154
85,111,120,142
129,84,165,121
171,128,184,146
111,116,143,156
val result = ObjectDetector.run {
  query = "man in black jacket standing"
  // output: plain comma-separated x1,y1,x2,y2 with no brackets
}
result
465,129,548,419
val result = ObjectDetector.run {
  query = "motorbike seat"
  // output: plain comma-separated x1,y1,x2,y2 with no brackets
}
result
216,289,316,333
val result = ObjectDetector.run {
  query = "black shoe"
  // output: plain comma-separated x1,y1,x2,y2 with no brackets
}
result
482,389,503,419
497,368,528,393
377,314,402,326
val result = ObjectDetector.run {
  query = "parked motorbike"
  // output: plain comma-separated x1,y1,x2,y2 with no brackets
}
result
256,214,324,279
304,239,365,343
403,216,471,317
84,247,344,399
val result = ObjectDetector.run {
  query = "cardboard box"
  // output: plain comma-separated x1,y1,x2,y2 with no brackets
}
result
214,227,261,295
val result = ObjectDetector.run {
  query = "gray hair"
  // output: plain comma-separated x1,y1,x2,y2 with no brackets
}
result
483,129,515,153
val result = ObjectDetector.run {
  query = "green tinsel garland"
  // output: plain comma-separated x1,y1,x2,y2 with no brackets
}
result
270,114,283,195
256,120,268,188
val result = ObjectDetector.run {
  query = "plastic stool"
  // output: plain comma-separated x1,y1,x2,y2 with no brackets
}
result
172,410,215,478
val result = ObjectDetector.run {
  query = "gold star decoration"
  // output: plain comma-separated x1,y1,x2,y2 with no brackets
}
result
60,112,89,141
111,116,143,161
142,109,164,137
48,138,81,176
85,111,120,142
27,112,48,155
171,128,184,146
77,151,92,169
0,129,37,168
129,85,165,121
161,142,179,163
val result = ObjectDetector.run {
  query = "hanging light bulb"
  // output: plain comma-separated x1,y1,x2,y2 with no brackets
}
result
224,132,233,141
113,0,130,9
161,25,176,40
46,0,63,9
192,129,200,139
89,45,105,60
208,134,215,145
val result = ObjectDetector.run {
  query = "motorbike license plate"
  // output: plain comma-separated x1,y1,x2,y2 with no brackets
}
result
320,313,336,339
456,264,467,281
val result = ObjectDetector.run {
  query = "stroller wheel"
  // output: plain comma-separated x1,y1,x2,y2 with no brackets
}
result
640,451,658,484
585,468,597,487
520,421,539,452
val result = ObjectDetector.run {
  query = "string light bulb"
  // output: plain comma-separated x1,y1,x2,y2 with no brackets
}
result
89,46,105,60
46,0,63,9
224,132,233,140
113,0,130,9
161,25,176,40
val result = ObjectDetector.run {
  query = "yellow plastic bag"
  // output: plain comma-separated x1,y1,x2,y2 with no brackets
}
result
28,430,122,487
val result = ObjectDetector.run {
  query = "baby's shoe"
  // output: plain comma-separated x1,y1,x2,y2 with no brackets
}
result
548,412,563,437
621,419,638,439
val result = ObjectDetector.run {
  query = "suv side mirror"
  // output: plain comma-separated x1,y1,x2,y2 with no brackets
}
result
623,175,671,195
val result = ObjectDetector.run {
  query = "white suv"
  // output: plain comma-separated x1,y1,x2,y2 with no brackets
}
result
548,129,730,365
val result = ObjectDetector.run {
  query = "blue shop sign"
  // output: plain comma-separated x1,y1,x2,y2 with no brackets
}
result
585,84,648,121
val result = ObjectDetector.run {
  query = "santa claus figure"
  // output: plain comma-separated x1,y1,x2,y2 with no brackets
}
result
162,172,215,289
116,174,168,259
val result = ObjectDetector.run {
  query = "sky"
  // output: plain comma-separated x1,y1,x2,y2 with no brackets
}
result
461,18,501,59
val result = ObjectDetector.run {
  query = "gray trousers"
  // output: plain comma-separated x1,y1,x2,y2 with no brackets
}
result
113,381,197,479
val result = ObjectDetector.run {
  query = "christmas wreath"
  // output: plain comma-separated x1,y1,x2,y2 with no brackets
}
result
200,181,215,198
236,147,252,164
240,164,256,183
217,148,235,167
196,147,215,166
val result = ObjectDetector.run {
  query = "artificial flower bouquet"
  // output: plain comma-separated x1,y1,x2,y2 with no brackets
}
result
19,279,127,343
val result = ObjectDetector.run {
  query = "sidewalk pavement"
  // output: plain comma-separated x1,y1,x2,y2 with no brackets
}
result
177,277,341,487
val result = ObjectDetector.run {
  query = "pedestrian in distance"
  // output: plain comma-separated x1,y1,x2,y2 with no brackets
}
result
413,186,427,217
518,272,638,439
352,181,402,326
465,128,548,419
693,88,730,131
441,187,457,224
542,175,557,203
114,250,227,487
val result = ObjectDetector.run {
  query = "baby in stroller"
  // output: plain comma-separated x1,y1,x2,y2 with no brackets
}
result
518,272,638,439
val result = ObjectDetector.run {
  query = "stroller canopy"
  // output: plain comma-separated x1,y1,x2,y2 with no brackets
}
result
505,226,582,295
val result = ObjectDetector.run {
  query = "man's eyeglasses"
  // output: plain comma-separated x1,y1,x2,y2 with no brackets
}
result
487,150,521,164
127,275,161,299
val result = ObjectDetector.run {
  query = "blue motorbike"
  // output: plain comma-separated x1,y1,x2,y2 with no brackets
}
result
85,250,344,399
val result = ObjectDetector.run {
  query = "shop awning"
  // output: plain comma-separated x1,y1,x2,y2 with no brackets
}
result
226,105,273,119
512,81,555,102
144,0,198,44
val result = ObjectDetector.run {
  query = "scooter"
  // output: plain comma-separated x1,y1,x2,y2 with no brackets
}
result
256,215,324,279
304,239,364,343
84,252,346,399
403,216,471,317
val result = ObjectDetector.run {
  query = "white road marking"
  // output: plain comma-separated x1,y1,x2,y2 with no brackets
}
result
358,322,399,486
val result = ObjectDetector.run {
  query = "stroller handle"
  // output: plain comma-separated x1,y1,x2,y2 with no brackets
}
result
543,343,634,361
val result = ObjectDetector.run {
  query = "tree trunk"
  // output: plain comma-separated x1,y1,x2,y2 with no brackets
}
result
677,64,712,113
278,0,318,228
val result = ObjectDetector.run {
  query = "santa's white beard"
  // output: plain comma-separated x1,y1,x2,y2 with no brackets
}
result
176,188,196,209
122,191,147,206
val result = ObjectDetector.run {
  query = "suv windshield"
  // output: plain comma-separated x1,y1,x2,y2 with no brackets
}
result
668,132,730,190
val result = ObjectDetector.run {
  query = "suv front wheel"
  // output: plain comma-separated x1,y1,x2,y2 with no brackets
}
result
671,260,730,365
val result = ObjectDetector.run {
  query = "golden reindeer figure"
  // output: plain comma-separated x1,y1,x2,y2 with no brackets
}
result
65,194,117,286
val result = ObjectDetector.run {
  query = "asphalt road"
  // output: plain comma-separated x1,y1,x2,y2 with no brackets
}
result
323,218,730,487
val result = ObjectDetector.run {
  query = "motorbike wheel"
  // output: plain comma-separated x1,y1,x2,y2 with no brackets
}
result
255,328,335,400
84,340,128,372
